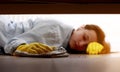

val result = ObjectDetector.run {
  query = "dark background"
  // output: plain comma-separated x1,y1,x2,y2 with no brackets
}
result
0,0,120,14
0,0,120,3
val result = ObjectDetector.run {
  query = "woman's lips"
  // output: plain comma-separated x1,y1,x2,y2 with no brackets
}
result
75,42,85,51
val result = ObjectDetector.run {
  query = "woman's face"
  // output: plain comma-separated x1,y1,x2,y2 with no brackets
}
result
69,27,97,51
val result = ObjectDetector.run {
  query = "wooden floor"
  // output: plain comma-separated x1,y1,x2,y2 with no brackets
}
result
0,53,120,72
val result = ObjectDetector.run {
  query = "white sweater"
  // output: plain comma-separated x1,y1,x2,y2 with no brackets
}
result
0,18,73,54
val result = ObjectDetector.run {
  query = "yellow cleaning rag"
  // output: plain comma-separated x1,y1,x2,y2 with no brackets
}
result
13,42,55,55
86,42,104,55
13,42,69,57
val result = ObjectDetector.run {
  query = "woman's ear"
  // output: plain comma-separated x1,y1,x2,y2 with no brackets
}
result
81,24,86,28
76,27,81,31
76,25,85,31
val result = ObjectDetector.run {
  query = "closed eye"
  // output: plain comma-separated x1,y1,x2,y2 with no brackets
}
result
83,33,89,41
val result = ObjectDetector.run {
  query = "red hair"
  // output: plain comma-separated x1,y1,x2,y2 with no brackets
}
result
84,24,110,54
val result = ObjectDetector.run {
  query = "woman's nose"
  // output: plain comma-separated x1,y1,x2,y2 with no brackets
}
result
79,41,87,47
77,41,88,51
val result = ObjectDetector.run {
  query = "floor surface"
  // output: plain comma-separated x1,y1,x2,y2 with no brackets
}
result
0,53,120,72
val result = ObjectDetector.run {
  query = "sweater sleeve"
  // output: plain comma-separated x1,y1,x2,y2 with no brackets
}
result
4,38,27,54
4,19,73,54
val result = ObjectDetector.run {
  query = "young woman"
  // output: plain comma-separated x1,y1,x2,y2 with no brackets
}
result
0,17,110,55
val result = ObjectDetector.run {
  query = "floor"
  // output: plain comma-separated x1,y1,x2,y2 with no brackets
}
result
0,52,120,72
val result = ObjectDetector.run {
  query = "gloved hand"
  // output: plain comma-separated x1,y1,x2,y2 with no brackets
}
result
86,42,104,55
13,42,56,55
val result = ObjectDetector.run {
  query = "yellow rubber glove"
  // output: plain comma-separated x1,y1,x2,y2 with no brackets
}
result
86,42,104,55
14,42,56,55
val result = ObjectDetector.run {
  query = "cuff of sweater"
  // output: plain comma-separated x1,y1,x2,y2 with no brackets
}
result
4,39,27,55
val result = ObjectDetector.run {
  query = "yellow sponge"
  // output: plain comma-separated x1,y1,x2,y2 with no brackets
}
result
86,42,104,55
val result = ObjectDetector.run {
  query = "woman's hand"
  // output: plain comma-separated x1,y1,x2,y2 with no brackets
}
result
13,42,56,55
